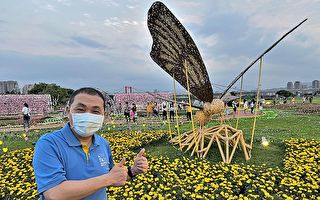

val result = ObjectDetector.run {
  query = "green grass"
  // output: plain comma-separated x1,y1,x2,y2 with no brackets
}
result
145,109,320,168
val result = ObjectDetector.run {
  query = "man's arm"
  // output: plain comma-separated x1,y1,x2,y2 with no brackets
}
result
43,158,128,200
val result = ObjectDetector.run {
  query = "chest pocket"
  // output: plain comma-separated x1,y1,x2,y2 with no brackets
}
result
93,150,111,175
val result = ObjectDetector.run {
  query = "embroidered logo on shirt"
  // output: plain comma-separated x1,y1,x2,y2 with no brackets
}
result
98,154,109,167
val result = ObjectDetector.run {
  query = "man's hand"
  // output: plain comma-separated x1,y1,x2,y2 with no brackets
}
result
105,158,128,187
132,148,148,176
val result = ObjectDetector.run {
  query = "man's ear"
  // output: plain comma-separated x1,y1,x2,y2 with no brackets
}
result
66,105,70,114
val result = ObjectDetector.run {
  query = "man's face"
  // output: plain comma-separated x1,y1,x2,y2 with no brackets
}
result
67,93,105,127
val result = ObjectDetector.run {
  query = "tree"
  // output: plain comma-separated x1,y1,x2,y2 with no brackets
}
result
276,90,293,98
29,83,74,106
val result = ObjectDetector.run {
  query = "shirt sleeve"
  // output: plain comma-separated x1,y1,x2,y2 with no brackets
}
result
33,135,67,194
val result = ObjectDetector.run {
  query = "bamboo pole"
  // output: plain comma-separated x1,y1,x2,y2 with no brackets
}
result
250,57,263,148
203,132,216,158
184,60,197,151
240,134,250,160
236,75,244,129
172,73,181,148
229,133,241,162
167,101,172,139
216,135,226,162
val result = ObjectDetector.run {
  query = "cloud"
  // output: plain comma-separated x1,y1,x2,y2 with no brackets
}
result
70,36,107,49
103,0,119,7
45,4,56,11
103,17,139,27
70,21,86,27
56,0,71,6
126,5,136,9
83,13,91,18
83,0,95,4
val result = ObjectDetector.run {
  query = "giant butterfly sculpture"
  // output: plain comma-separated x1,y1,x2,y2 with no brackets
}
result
147,1,307,162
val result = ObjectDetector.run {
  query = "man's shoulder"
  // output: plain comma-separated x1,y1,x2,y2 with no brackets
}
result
37,128,64,145
95,134,109,144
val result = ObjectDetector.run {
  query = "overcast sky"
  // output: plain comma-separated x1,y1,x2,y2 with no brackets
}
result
0,0,319,94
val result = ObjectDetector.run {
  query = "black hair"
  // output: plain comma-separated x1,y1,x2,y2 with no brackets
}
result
68,87,106,110
24,103,29,108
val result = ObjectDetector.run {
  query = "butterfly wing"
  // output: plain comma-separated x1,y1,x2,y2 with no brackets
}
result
147,1,213,103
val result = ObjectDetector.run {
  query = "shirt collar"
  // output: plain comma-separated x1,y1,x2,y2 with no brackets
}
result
62,123,101,147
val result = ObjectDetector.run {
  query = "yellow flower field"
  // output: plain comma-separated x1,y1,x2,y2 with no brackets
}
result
0,131,319,199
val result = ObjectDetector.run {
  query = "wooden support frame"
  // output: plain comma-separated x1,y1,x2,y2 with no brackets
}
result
170,124,251,163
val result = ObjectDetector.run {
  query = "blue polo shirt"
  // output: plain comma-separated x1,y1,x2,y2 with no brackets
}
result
33,123,114,200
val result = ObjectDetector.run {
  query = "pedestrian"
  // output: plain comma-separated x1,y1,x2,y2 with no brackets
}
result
130,103,137,123
146,102,153,118
124,102,130,123
259,100,263,113
153,102,159,117
118,102,122,115
22,102,31,133
309,96,313,103
33,87,148,200
186,103,192,121
232,100,237,118
250,99,255,114
161,101,167,121
169,102,174,122
243,99,248,114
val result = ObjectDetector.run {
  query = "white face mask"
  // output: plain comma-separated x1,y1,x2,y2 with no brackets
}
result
71,113,104,137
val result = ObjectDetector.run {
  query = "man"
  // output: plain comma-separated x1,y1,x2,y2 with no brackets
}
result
33,87,148,200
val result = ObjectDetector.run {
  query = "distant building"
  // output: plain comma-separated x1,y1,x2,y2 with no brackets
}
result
312,80,320,89
301,83,308,89
0,81,19,94
22,84,35,94
124,86,133,93
287,82,293,90
294,81,301,90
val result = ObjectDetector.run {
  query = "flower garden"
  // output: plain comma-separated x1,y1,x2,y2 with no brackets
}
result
0,109,320,199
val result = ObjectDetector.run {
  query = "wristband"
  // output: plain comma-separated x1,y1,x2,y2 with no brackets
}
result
127,166,134,179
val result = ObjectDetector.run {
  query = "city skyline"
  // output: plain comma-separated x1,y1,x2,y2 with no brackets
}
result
1,78,319,95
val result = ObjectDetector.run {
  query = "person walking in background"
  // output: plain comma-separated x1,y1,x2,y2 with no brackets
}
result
117,102,122,115
22,103,31,133
153,102,159,117
250,99,255,114
124,102,130,123
309,96,313,103
259,99,264,113
232,100,237,118
130,103,137,123
243,99,248,114
169,102,174,122
146,102,153,118
186,103,192,121
161,101,167,121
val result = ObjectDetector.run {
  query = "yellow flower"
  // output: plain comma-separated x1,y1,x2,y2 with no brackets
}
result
2,147,8,152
